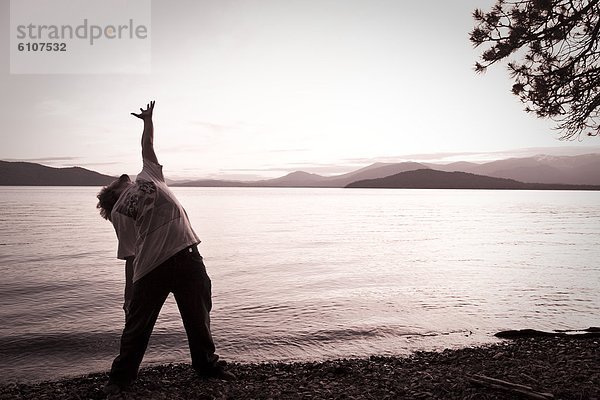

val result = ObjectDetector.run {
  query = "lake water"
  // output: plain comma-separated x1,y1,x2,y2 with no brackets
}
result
0,187,599,383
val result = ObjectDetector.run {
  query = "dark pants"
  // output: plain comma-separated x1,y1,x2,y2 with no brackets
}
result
109,245,218,385
123,256,134,320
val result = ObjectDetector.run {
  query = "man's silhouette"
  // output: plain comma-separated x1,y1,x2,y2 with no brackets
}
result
96,101,234,395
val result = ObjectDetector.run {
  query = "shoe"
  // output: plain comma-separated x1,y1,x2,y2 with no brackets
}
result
197,365,237,381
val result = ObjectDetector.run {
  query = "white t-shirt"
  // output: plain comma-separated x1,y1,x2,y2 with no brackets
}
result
112,159,201,282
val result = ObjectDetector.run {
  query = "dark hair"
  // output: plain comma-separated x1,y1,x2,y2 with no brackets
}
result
96,175,130,221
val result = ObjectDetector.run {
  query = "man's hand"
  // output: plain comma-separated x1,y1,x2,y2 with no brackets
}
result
131,101,155,120
132,100,159,164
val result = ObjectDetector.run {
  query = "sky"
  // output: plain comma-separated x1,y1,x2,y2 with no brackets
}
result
1,0,599,180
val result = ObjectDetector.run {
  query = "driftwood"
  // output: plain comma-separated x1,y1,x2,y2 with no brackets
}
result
495,327,600,339
469,374,554,399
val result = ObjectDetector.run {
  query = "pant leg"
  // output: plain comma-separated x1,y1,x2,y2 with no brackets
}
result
171,246,218,371
123,256,135,320
109,259,172,385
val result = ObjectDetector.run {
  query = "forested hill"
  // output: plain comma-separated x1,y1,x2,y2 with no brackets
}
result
0,161,115,186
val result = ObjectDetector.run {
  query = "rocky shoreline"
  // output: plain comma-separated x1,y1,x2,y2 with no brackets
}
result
1,336,598,399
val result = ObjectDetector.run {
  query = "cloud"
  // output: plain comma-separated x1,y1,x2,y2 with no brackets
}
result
158,144,208,154
500,146,600,157
265,148,310,153
204,172,268,181
73,161,124,167
35,99,80,117
3,156,80,164
219,161,360,176
340,146,600,166
189,120,233,134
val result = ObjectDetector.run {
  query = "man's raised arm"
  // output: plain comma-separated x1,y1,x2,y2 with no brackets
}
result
131,100,158,164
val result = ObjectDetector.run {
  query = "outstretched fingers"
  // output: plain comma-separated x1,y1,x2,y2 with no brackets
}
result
131,100,155,119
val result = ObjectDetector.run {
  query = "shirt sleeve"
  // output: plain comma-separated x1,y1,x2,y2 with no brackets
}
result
140,158,165,183
112,212,137,260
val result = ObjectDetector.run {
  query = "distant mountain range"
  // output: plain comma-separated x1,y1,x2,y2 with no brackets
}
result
423,153,600,185
176,161,428,187
0,160,115,186
1,153,599,189
176,154,600,187
346,169,600,190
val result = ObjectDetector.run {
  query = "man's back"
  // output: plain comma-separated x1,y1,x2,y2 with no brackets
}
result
112,158,200,283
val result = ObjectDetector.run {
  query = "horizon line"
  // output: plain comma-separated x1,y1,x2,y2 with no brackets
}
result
3,146,600,182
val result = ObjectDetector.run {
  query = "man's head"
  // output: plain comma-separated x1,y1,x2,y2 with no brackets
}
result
97,174,133,221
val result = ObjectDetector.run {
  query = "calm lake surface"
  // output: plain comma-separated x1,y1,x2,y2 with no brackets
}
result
0,187,599,383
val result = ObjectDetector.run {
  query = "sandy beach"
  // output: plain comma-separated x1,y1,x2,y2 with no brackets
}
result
2,335,598,400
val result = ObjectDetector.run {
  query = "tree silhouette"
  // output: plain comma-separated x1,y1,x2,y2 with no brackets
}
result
470,0,599,139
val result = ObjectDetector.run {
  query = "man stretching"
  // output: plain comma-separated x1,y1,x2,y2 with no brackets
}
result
96,101,234,395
